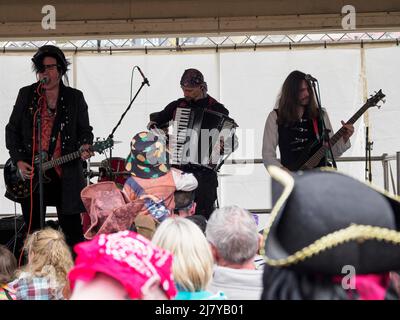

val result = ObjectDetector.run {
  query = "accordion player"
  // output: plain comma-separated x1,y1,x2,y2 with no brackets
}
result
148,68,237,219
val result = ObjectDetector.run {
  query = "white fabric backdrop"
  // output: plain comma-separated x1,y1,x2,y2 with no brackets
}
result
0,46,398,216
364,47,400,193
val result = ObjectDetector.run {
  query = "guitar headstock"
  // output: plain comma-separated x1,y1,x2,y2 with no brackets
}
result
91,138,114,154
367,90,386,109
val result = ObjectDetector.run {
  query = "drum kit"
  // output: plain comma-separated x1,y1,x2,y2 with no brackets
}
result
84,140,130,189
97,156,130,189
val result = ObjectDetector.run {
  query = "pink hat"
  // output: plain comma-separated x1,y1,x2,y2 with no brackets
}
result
81,181,145,239
68,230,177,299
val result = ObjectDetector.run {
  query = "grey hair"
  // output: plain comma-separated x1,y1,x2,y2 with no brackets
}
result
206,206,259,265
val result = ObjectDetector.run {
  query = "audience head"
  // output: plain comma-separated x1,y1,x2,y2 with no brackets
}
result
262,166,400,300
69,230,176,300
0,245,17,285
133,215,158,240
174,191,196,218
22,228,73,287
185,215,207,234
206,206,261,266
152,217,213,292
125,131,169,179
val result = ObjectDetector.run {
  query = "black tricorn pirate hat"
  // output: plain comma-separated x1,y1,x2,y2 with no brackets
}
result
262,166,400,275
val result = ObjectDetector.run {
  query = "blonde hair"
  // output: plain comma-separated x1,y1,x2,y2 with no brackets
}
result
152,218,213,292
19,228,73,287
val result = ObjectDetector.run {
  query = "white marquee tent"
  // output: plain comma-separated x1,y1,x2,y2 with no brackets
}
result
1,1,399,218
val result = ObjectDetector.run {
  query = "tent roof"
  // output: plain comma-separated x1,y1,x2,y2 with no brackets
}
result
1,0,400,40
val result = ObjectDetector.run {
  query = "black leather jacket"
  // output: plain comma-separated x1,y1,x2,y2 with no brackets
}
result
5,81,94,214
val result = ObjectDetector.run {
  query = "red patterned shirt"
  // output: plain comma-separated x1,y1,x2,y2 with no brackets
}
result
35,103,62,177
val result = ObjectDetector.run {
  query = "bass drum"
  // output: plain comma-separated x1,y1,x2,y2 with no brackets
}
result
98,157,129,189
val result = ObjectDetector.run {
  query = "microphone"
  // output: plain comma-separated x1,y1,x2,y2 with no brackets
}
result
39,77,48,84
136,66,150,87
305,74,318,82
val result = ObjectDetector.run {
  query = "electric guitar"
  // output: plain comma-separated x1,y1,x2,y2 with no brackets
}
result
289,90,386,171
4,138,114,200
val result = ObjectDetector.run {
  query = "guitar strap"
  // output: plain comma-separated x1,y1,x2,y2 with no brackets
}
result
312,118,320,142
30,82,63,160
47,105,63,159
47,85,67,160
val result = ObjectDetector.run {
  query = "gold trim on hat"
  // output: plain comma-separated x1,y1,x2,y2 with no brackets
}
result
261,165,400,267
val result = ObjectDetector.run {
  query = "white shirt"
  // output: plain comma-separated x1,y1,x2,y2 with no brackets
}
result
171,168,198,191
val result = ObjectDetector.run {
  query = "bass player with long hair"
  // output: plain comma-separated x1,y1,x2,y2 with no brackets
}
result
262,70,354,172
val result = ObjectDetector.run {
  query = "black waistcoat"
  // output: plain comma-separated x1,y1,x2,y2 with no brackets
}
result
277,110,327,170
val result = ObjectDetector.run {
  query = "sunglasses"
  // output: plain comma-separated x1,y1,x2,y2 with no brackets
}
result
39,64,60,72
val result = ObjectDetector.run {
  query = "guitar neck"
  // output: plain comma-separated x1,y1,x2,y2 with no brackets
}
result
330,105,366,145
42,150,81,171
301,102,369,169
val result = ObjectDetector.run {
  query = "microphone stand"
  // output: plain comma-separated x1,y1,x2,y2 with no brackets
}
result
365,126,373,182
107,74,149,167
309,79,337,168
85,158,91,186
37,83,46,229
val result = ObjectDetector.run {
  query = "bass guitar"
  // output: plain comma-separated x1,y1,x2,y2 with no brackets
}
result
289,90,386,171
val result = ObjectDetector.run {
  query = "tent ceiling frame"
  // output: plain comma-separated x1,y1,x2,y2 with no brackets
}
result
0,32,399,53
1,12,400,41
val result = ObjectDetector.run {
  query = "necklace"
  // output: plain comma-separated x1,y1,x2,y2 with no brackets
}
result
47,104,56,116
46,90,59,117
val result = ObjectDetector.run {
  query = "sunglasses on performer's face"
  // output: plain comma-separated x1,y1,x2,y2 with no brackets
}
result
39,64,59,72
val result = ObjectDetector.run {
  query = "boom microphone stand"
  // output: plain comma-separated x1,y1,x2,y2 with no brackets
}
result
107,66,150,173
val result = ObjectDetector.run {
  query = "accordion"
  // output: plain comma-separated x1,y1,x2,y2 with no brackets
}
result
168,106,238,171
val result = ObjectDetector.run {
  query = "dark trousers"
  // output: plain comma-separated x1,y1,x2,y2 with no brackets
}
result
20,169,84,249
179,165,218,220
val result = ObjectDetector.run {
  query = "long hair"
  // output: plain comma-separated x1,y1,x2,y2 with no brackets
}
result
152,218,214,292
18,228,73,287
0,245,17,285
276,70,319,126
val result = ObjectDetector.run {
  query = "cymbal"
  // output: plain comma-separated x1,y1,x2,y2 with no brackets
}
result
94,139,123,145
108,171,131,175
96,140,122,145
